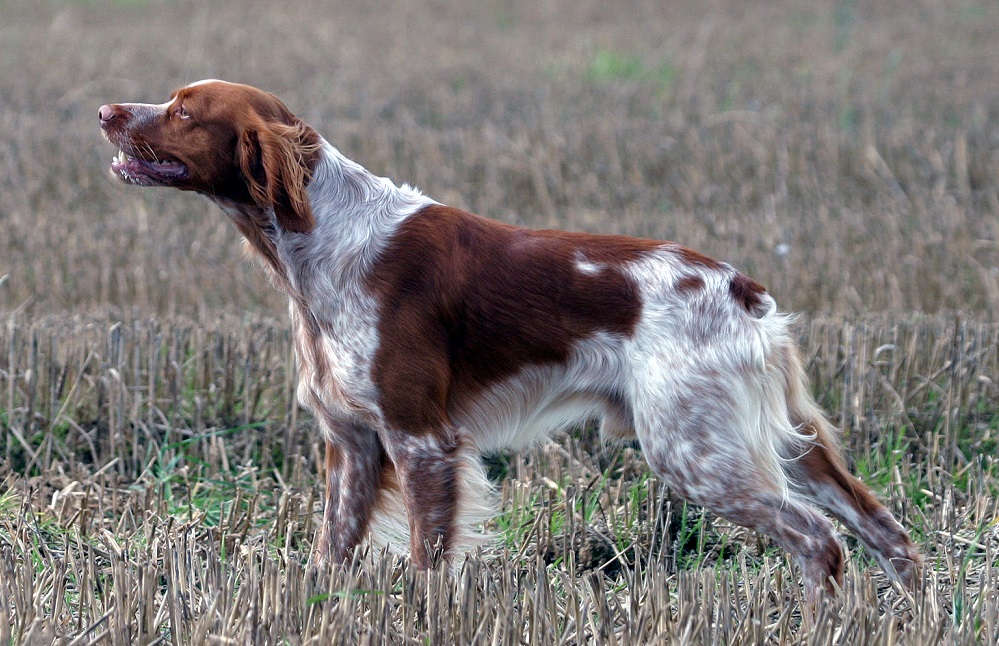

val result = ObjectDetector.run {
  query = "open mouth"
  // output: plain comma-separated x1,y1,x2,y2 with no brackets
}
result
109,149,189,186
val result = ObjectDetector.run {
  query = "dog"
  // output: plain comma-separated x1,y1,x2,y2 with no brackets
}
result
99,80,920,597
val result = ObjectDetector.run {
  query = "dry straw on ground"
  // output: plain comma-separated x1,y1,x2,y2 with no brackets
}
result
2,0,999,643
1,317,997,644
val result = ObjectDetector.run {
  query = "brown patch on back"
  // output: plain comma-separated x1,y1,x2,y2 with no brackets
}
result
675,275,706,294
729,273,768,313
676,246,725,270
367,205,658,432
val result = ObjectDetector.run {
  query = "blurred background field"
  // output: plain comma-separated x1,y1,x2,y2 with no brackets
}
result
2,0,998,317
2,0,999,643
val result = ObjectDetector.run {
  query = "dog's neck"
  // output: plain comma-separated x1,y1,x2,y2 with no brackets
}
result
221,139,433,303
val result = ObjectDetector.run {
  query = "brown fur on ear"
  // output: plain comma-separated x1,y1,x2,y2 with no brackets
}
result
238,120,321,234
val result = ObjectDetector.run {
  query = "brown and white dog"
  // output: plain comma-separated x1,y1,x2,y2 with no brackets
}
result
99,80,920,596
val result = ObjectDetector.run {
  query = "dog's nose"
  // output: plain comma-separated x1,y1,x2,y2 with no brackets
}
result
98,104,120,125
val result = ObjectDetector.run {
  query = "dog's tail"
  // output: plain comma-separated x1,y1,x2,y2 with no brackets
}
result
732,303,819,498
739,289,852,490
690,270,858,505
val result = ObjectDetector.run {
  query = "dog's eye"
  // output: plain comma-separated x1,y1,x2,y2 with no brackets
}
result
174,105,191,119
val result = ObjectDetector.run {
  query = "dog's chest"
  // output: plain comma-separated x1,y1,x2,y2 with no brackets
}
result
290,291,383,428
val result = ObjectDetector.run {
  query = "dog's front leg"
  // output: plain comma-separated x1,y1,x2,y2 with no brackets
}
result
312,419,384,565
379,427,461,568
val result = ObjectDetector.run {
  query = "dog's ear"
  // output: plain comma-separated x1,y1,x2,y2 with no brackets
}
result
238,120,318,234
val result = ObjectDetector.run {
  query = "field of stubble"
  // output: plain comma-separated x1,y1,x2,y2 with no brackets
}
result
2,0,999,643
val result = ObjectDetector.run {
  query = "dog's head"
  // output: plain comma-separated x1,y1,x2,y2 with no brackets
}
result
99,79,320,233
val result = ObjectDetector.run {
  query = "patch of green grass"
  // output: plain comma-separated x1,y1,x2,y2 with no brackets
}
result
832,0,856,51
672,502,714,571
493,481,547,550
585,49,676,92
63,0,153,6
0,488,18,516
853,426,923,497
959,3,988,22
140,424,275,533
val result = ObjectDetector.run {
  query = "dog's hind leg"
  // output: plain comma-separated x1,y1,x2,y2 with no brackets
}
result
787,421,922,588
781,349,922,587
630,354,844,600
641,429,846,600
